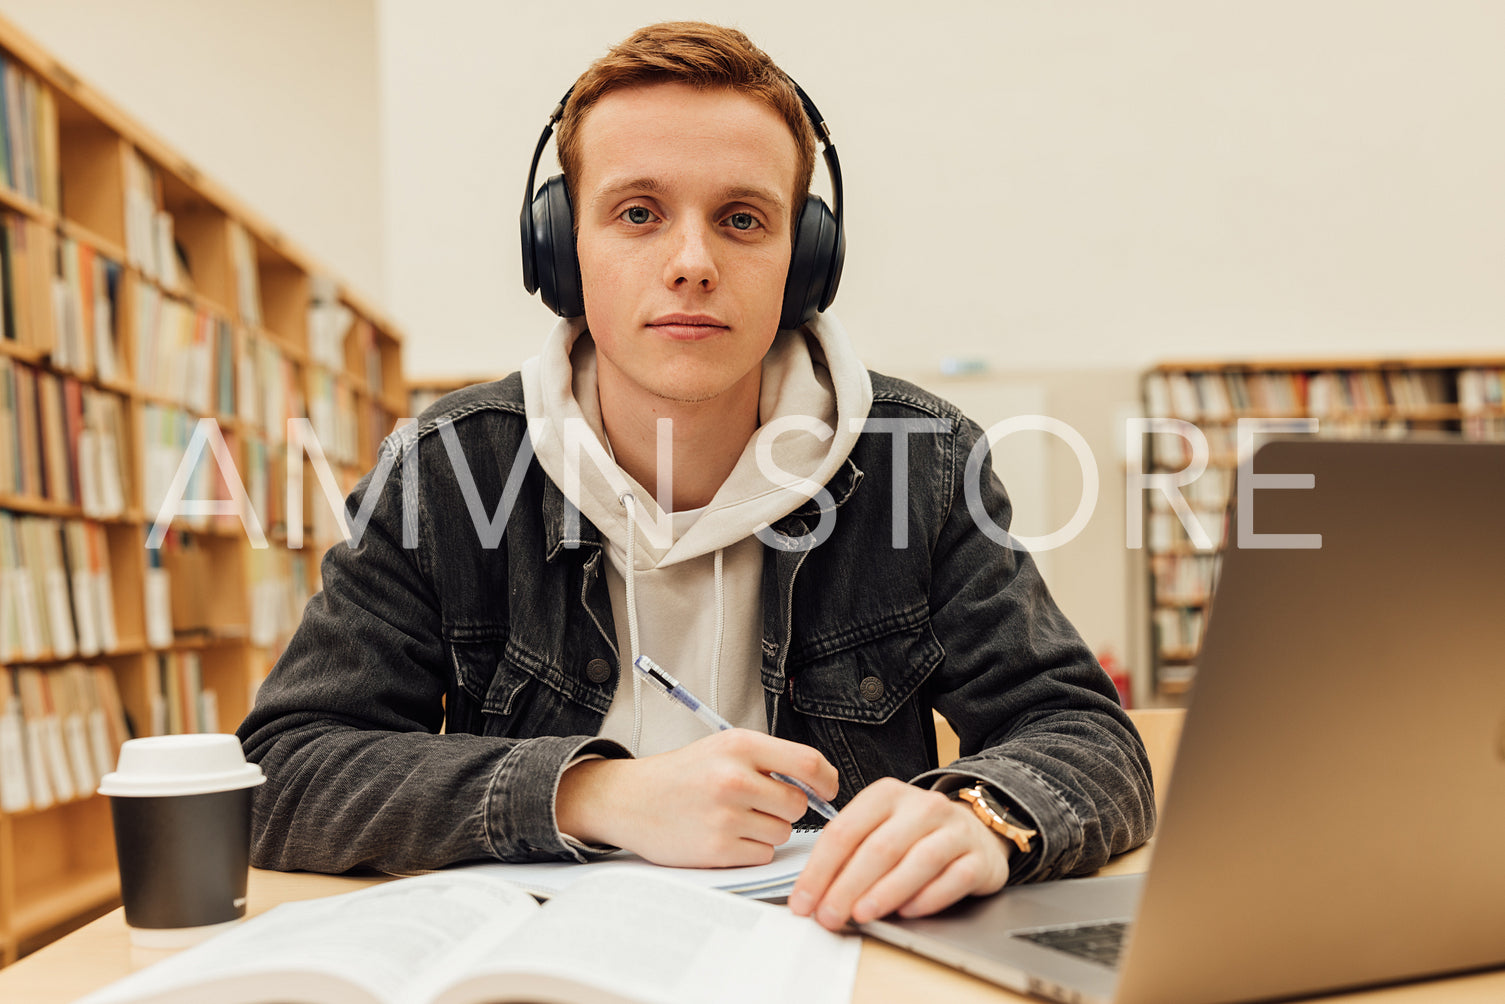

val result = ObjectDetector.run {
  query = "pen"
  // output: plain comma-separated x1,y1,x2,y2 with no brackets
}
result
632,654,839,821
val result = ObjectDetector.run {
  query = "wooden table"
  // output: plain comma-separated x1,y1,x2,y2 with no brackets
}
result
5,709,1503,1002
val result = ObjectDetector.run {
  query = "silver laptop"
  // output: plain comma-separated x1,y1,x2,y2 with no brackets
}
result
863,438,1505,1004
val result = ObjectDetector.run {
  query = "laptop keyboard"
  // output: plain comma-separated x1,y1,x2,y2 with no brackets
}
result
1015,920,1131,968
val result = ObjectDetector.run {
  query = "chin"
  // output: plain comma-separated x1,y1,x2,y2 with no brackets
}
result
646,383,725,406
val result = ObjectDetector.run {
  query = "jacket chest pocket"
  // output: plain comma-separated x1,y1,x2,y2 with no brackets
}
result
446,636,607,739
785,619,943,795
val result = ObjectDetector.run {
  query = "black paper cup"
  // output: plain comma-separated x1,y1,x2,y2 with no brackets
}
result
98,734,266,947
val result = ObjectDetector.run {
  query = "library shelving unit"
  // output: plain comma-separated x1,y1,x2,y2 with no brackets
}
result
0,14,405,964
1138,357,1505,702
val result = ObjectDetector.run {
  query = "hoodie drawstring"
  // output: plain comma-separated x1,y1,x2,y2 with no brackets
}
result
710,548,725,716
618,490,644,756
617,490,728,755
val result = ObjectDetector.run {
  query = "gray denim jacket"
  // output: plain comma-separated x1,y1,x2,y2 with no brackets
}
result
237,372,1154,881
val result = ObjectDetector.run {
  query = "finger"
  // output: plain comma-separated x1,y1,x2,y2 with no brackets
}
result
740,807,795,848
701,744,808,818
813,811,942,930
733,731,840,802
787,781,903,916
848,827,972,924
896,849,1007,919
736,768,813,824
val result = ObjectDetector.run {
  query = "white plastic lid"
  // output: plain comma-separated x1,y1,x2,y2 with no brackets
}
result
98,734,267,798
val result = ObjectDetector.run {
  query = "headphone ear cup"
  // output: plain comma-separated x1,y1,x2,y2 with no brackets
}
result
780,194,842,330
528,174,585,318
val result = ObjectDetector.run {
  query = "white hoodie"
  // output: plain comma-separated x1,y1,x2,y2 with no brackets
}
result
522,314,873,756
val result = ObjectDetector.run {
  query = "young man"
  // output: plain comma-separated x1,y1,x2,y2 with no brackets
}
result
238,22,1153,932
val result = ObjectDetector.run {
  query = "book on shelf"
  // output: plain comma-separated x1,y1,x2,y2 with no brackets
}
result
306,369,359,467
1457,368,1504,413
0,662,130,813
0,511,43,660
74,868,859,1004
0,358,130,508
351,318,383,396
1154,606,1205,656
1145,369,1319,422
155,650,217,736
79,386,130,518
308,276,353,371
37,369,73,503
236,334,305,443
12,667,55,808
0,513,121,662
0,671,20,806
1,209,56,345
230,220,262,327
16,665,74,803
0,665,32,811
50,662,100,795
140,403,245,531
0,53,58,210
0,53,13,195
124,148,184,291
247,546,311,650
1150,552,1222,605
144,541,172,650
132,277,234,415
1145,509,1227,552
63,518,120,655
52,235,125,382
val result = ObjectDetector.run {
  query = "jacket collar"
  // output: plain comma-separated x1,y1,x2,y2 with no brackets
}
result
541,455,865,560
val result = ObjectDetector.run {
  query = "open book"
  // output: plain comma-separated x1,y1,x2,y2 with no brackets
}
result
76,869,861,1004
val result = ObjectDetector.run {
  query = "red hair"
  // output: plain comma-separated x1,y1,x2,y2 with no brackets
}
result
556,22,816,209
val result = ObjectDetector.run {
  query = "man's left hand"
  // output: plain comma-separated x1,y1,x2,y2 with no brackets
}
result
787,778,1012,931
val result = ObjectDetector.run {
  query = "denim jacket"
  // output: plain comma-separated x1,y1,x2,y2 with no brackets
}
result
237,372,1154,880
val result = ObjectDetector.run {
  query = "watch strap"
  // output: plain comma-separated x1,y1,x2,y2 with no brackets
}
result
954,784,1037,854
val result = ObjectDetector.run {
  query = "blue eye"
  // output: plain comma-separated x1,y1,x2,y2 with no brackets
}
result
623,206,654,224
727,212,759,231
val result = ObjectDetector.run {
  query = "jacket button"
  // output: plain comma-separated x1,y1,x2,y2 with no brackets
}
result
585,659,613,685
859,676,885,702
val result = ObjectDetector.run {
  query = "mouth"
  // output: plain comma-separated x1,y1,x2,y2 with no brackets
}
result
646,314,728,342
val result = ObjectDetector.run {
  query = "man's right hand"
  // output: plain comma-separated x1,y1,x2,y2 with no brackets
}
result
555,729,839,867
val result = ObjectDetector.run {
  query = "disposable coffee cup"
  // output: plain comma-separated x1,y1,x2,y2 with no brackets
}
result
97,733,266,948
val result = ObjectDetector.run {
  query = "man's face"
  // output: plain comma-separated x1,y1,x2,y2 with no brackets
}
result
573,81,799,409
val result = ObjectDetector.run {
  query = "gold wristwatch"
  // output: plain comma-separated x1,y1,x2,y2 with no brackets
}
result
954,785,1037,854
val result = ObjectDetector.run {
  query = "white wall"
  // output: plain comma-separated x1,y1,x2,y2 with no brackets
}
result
0,0,384,296
380,0,1505,379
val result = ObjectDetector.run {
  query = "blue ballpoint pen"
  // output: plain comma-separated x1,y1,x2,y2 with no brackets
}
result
632,654,839,821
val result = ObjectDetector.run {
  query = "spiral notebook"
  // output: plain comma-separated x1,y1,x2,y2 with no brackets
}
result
451,826,822,900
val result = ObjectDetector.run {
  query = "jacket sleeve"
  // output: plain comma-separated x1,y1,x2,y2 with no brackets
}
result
910,415,1155,883
236,427,628,874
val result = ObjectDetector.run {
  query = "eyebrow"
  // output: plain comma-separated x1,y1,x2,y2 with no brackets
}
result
590,177,788,214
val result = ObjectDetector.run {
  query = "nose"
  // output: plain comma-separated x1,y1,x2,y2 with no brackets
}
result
663,219,718,293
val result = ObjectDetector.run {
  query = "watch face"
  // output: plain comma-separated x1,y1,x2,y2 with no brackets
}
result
959,786,1036,853
962,786,1004,819
975,791,1007,819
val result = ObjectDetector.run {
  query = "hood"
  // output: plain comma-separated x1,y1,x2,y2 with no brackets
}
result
522,313,874,566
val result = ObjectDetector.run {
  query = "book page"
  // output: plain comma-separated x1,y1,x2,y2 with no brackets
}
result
430,870,860,1004
76,873,542,1004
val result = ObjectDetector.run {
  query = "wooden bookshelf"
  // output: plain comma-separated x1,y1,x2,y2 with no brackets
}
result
1138,357,1505,701
0,12,404,966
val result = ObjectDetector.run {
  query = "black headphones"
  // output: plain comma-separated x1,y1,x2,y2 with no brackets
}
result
520,79,844,331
